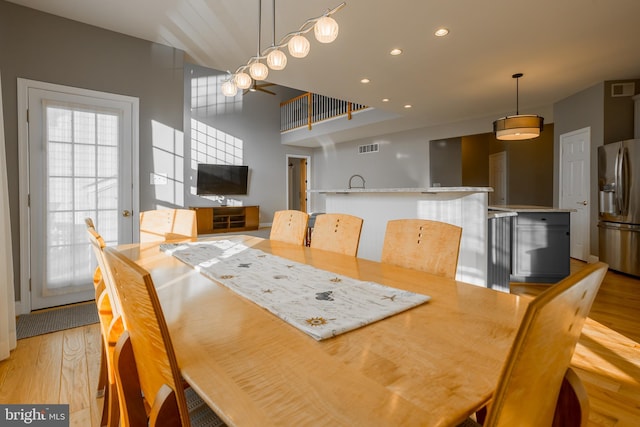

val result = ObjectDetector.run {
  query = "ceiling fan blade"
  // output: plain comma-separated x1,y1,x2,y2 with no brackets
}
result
257,87,276,95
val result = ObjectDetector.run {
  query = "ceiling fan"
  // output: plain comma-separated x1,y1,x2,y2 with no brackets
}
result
244,81,276,96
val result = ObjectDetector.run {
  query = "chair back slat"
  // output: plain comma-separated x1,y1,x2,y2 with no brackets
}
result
86,223,122,319
140,209,197,242
85,218,124,427
269,210,309,245
310,213,363,256
485,262,607,427
381,219,462,279
103,247,191,427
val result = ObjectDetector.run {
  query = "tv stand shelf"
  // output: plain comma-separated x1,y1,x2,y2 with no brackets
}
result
191,206,259,235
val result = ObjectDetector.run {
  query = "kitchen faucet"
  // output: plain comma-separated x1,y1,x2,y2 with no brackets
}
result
348,174,366,189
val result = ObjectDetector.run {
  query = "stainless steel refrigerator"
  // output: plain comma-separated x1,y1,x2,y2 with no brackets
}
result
598,139,640,276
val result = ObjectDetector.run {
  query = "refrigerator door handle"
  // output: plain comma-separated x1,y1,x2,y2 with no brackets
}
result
620,146,629,216
598,221,640,232
615,147,623,214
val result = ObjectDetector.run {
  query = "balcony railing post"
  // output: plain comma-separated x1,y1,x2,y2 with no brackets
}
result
307,92,312,130
280,92,368,132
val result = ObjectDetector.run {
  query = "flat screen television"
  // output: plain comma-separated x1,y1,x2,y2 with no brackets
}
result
196,164,249,195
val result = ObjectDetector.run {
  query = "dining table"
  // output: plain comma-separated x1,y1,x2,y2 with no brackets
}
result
116,234,528,427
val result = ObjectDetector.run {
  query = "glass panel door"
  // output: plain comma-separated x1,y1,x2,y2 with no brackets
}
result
27,86,136,310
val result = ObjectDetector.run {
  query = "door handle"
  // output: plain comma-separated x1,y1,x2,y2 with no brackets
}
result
122,210,132,217
577,201,587,206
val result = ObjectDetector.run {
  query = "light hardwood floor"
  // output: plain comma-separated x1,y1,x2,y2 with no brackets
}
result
511,261,640,427
1,260,638,426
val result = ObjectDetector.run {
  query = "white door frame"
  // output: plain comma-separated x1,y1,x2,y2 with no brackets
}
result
558,126,591,262
17,78,140,314
285,154,311,213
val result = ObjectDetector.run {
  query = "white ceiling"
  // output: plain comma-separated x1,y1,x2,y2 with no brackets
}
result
9,0,640,142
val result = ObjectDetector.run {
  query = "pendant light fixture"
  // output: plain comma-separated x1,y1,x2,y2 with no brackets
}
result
249,0,269,81
493,73,544,141
266,0,287,70
221,1,346,96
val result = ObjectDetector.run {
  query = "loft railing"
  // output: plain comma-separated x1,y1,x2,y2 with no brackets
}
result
280,92,368,132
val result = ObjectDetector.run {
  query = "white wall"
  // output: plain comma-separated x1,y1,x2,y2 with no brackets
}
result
183,64,313,224
309,106,554,212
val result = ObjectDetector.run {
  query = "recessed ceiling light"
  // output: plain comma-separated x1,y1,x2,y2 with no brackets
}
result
390,48,403,56
382,98,390,102
360,78,370,84
434,28,449,37
404,104,412,109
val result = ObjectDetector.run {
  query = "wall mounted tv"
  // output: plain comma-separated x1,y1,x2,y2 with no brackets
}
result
196,164,249,195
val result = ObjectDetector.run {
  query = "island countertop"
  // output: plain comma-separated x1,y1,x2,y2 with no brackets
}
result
309,186,493,194
489,205,575,213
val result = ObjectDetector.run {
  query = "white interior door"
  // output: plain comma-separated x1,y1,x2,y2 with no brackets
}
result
559,127,591,261
19,80,139,311
286,155,310,212
489,151,507,206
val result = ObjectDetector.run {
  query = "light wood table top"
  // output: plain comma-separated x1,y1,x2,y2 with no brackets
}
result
117,235,527,427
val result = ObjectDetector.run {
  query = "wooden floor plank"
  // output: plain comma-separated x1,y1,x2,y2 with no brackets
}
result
511,262,640,427
60,327,92,426
0,333,46,403
83,324,103,427
32,328,64,404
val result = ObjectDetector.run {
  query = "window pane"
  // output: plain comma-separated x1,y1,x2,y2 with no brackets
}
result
74,111,96,144
74,144,96,177
48,142,72,176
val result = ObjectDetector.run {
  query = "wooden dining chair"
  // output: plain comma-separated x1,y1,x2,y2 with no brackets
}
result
85,219,108,391
139,208,198,242
103,247,226,427
310,213,363,256
269,209,309,245
462,262,607,427
86,218,125,427
381,219,462,279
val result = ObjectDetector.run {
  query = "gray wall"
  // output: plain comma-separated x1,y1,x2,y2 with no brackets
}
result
310,127,431,211
553,83,604,255
183,64,312,223
460,126,555,207
461,134,491,187
604,79,640,144
553,83,604,256
430,138,462,187
0,0,181,300
553,79,640,256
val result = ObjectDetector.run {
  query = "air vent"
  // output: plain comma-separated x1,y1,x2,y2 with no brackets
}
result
611,82,635,97
358,143,379,154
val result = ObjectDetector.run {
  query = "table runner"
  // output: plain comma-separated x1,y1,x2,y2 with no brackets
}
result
160,240,430,340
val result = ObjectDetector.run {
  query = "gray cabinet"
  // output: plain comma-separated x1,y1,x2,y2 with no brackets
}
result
510,212,571,283
487,213,513,292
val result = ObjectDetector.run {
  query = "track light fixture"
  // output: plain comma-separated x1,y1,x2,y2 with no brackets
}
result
221,1,346,97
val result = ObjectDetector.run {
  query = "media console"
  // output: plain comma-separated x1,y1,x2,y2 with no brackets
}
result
190,206,259,235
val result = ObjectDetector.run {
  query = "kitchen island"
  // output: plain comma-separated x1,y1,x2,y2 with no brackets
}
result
489,205,574,283
310,187,492,287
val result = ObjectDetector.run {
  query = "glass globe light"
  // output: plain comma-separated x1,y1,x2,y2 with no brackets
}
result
249,61,269,81
221,80,237,97
288,35,310,58
314,16,339,43
267,49,288,71
234,72,252,90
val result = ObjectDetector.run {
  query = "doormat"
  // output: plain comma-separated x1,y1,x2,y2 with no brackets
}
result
16,302,99,340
